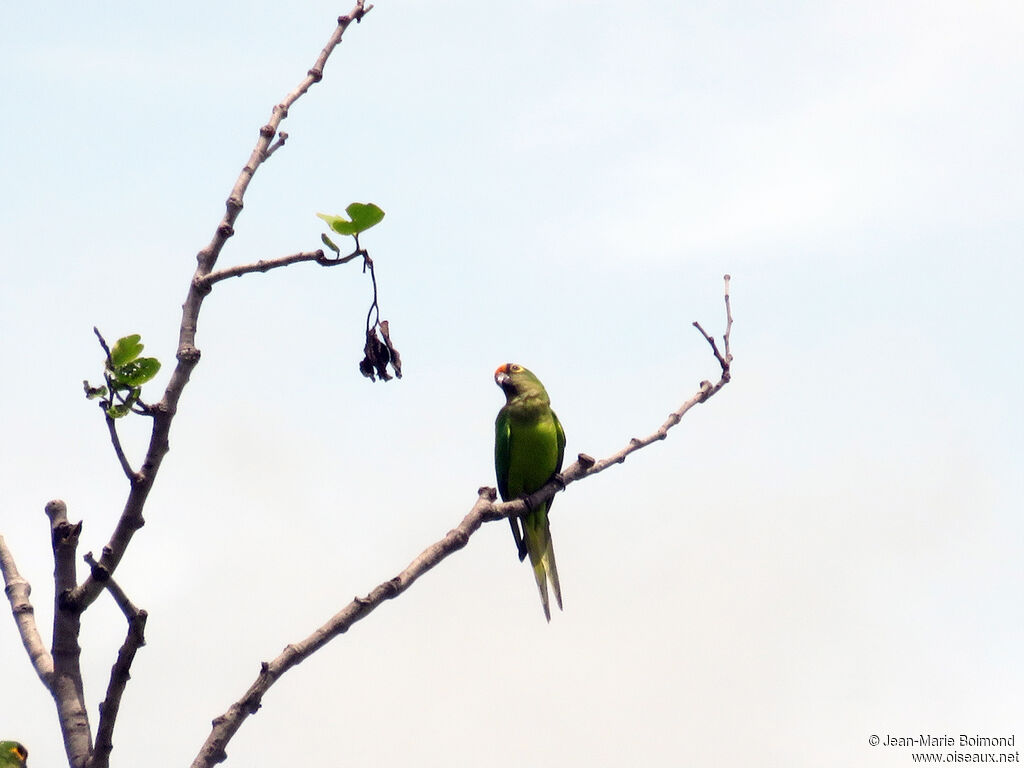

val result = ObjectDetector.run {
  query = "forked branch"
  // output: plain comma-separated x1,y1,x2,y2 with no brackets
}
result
68,0,374,614
0,5,376,767
84,553,148,768
197,248,366,289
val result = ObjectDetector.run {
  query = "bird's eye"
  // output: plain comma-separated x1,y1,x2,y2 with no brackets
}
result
13,745,27,760
510,364,522,372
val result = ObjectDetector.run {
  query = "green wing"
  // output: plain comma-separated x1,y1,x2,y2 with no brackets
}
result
494,407,511,501
495,407,527,559
553,408,566,478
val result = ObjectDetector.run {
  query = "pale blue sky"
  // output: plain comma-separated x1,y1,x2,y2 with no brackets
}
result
2,2,1022,767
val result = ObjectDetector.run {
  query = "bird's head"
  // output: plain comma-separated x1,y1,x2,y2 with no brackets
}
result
494,362,524,393
494,363,545,400
1,742,28,768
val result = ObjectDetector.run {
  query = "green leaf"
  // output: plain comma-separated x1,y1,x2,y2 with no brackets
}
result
317,212,357,236
110,334,144,368
107,387,141,418
321,232,340,254
317,202,385,237
111,357,161,387
106,402,132,419
345,202,385,233
83,380,108,400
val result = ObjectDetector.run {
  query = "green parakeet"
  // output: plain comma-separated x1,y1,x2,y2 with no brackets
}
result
0,742,27,768
494,363,565,621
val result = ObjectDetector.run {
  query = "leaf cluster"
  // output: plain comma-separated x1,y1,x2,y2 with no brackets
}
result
83,332,161,419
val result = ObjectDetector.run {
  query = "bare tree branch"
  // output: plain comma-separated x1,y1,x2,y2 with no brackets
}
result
196,247,365,289
0,534,54,684
191,490,497,768
692,275,732,380
495,277,733,511
68,0,374,614
46,501,93,768
722,273,733,361
83,553,147,768
193,277,734,767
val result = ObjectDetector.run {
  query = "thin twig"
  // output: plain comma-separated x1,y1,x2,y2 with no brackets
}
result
722,273,733,363
517,275,732,501
363,253,380,330
83,553,147,768
264,131,289,158
92,327,112,361
91,327,149,477
198,248,364,289
82,553,143,622
192,278,734,767
104,416,138,483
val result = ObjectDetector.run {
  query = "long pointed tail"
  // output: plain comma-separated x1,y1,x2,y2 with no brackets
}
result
543,536,562,612
530,555,551,621
525,505,562,621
